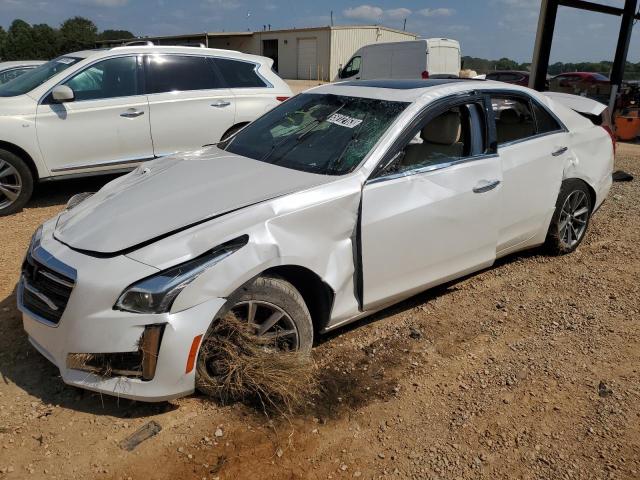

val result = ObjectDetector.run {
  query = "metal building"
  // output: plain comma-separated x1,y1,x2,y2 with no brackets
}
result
97,25,417,81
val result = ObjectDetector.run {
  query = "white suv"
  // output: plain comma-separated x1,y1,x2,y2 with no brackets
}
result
0,46,292,215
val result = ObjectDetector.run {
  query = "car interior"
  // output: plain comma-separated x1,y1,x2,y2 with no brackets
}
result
493,98,536,144
397,103,485,172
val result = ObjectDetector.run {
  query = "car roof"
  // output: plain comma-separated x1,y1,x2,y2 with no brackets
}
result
66,45,268,64
0,60,45,70
308,78,522,102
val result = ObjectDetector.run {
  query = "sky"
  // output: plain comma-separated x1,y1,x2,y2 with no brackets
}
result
0,0,638,63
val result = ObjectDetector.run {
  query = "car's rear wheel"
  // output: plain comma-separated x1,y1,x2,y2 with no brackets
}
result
195,275,313,395
545,179,592,255
0,149,33,216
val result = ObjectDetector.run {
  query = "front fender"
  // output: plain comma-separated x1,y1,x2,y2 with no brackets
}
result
126,175,364,322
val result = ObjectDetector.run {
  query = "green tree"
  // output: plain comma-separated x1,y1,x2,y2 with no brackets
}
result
98,29,135,41
494,57,519,71
32,23,60,59
59,16,98,54
4,19,37,60
0,26,6,60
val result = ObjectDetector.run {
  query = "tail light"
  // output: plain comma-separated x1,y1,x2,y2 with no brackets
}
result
602,125,616,155
421,70,429,79
276,96,289,102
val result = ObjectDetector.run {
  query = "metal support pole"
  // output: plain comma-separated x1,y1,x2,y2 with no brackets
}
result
610,0,637,88
530,0,559,91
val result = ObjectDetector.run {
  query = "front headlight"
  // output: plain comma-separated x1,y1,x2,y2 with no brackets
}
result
114,235,248,314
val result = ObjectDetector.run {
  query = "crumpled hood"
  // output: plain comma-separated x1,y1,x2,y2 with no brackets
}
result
55,148,332,254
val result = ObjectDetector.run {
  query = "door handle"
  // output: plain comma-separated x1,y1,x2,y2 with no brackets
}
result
211,100,231,108
120,109,145,118
552,146,568,156
473,179,501,193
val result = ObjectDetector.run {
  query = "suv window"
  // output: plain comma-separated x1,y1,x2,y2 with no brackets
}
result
214,58,267,88
341,56,361,78
532,101,562,134
387,102,486,175
147,55,222,93
491,97,536,145
64,56,139,101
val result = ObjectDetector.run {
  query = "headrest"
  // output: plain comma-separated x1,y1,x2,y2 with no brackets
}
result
500,108,521,125
421,111,461,145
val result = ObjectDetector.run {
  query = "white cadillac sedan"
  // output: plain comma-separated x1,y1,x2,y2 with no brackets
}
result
19,79,614,402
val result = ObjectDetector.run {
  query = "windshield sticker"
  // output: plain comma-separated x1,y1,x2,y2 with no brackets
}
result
56,58,75,65
327,113,363,129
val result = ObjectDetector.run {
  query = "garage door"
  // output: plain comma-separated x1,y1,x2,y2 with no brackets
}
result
297,38,317,80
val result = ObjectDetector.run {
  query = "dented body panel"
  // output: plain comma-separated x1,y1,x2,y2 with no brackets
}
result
19,80,613,401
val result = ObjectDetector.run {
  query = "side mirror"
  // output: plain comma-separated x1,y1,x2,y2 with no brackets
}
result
52,85,75,103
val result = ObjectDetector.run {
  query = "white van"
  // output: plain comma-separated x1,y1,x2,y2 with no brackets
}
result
337,38,461,81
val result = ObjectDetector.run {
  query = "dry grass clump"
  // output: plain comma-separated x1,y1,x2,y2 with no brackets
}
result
67,353,114,377
197,312,317,414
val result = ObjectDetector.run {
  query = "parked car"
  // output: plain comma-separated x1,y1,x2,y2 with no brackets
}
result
337,38,461,81
19,79,614,402
0,61,44,85
0,46,291,215
551,71,610,88
485,70,530,86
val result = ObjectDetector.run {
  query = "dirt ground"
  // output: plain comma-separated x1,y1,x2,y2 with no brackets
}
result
0,144,639,480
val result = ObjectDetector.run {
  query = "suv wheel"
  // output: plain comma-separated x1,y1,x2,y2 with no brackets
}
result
0,149,33,216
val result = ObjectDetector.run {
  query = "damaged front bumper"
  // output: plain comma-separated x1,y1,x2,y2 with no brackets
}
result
18,219,226,402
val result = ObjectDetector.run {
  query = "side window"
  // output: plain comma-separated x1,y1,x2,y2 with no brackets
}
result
214,58,267,88
532,101,562,134
491,96,536,145
386,102,486,175
64,56,138,101
147,55,223,94
341,56,361,78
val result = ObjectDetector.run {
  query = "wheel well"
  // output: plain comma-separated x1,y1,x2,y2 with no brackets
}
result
263,265,334,333
565,177,596,210
0,141,39,182
221,122,250,140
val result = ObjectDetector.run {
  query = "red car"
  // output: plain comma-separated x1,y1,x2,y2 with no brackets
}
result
551,72,610,88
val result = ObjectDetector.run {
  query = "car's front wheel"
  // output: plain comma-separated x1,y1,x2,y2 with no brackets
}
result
0,149,33,216
545,179,593,255
195,275,313,396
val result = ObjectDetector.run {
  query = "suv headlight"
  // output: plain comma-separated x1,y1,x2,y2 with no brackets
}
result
114,235,248,314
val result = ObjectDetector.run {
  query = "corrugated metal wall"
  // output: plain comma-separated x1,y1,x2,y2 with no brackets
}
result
329,27,417,81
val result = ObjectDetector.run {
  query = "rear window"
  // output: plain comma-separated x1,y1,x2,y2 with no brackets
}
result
215,58,267,88
532,101,562,134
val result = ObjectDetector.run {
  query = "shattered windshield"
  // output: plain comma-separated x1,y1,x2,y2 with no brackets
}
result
222,93,409,175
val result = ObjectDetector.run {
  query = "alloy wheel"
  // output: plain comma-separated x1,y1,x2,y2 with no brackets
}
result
559,190,589,249
232,300,300,351
0,159,22,210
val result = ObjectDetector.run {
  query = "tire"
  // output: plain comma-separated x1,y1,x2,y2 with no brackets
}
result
544,179,593,255
0,149,33,216
195,275,314,393
220,123,247,142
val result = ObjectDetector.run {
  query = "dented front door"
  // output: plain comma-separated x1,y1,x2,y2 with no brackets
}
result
360,156,502,310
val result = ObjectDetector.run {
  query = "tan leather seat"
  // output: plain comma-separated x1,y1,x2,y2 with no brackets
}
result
403,111,463,168
496,108,535,144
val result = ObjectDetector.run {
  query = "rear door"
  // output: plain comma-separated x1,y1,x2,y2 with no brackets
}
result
490,93,568,253
361,96,502,309
145,54,235,156
214,57,281,126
